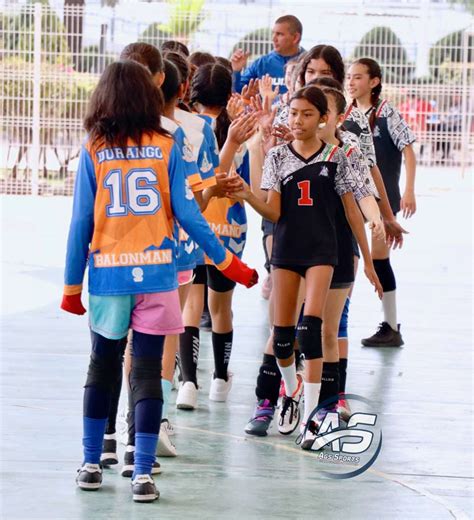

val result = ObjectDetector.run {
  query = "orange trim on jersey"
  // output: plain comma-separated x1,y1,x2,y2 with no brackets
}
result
375,99,387,118
188,172,203,191
64,284,83,296
214,249,233,271
343,104,353,122
327,145,339,161
195,175,217,191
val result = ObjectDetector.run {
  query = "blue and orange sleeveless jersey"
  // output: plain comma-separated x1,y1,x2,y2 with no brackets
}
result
63,132,232,297
197,114,249,263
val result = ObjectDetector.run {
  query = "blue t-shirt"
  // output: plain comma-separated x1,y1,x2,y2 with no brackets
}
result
233,49,304,94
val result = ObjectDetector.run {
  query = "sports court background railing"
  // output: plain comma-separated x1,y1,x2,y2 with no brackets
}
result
1,1,473,195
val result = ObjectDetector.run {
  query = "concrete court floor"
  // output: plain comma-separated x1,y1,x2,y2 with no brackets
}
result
0,167,472,519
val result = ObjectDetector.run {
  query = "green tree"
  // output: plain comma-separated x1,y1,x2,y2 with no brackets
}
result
352,26,414,82
2,0,71,65
430,29,473,66
231,28,272,60
140,0,206,47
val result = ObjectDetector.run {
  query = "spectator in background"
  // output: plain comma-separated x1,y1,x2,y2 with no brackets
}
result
231,15,304,94
399,91,432,158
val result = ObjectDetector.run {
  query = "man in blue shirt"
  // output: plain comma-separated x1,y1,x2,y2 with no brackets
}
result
231,15,304,94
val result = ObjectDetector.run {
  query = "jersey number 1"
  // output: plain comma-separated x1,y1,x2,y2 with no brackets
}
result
297,180,314,206
104,168,161,216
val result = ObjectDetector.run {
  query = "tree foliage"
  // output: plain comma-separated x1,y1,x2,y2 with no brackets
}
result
352,26,415,82
231,27,273,60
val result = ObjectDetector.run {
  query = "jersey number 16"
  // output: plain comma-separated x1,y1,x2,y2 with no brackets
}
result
104,168,161,216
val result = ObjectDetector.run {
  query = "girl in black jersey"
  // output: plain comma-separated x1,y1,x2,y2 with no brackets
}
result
314,85,385,421
347,58,416,347
234,86,382,448
297,45,407,246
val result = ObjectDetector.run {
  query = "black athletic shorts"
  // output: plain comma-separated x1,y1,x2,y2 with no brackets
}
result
271,263,336,278
261,218,275,238
352,235,360,258
193,265,236,293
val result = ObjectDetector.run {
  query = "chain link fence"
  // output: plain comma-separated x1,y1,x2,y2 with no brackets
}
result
1,1,473,195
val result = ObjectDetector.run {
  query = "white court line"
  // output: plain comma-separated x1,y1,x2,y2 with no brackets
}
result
175,424,470,520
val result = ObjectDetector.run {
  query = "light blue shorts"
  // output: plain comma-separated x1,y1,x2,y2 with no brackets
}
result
89,290,183,340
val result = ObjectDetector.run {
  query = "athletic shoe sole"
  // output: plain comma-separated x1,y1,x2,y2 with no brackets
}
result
100,453,119,466
121,464,162,478
361,341,404,347
244,427,269,437
76,481,101,490
133,492,159,503
176,403,195,410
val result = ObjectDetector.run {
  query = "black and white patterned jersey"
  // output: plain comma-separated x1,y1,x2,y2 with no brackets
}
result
342,105,377,169
366,99,416,214
339,130,378,199
262,141,372,201
261,142,371,267
369,100,416,152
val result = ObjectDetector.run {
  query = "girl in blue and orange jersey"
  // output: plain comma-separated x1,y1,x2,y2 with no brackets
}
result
61,59,257,503
176,62,257,409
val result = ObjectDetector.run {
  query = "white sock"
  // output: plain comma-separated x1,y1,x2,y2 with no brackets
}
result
278,362,298,397
302,382,321,424
382,290,397,330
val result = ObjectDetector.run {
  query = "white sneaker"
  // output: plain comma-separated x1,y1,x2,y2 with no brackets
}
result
157,420,177,457
162,418,175,437
209,373,233,402
117,406,129,446
278,375,303,435
176,381,198,410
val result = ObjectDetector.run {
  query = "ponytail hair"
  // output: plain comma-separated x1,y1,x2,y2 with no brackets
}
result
161,59,181,103
351,58,382,130
190,63,232,149
290,86,328,117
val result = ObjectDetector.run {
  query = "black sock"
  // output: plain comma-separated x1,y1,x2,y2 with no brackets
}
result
105,336,126,435
339,358,348,394
179,326,200,386
256,353,281,406
212,330,233,381
318,362,340,407
127,377,135,446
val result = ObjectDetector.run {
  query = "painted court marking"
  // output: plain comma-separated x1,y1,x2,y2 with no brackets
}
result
176,424,470,520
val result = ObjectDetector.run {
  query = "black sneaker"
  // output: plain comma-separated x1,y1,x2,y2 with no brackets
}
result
121,445,162,478
131,474,159,503
100,433,118,466
361,322,404,347
199,310,212,331
76,463,102,490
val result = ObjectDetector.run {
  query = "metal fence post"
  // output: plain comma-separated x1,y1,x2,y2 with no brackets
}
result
31,2,42,196
460,28,471,178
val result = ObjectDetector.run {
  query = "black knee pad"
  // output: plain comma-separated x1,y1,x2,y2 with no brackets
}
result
130,356,163,404
256,353,281,405
85,332,123,392
373,258,396,292
273,326,295,360
297,316,322,360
